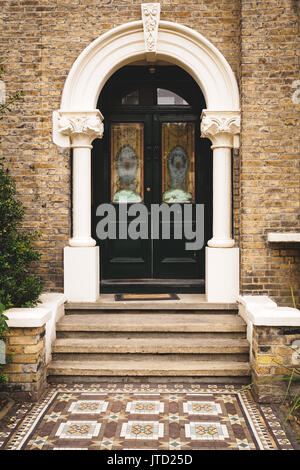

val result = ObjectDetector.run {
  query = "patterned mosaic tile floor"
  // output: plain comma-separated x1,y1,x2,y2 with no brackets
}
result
0,383,296,450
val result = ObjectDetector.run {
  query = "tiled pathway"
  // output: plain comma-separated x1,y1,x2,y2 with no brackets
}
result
0,383,295,450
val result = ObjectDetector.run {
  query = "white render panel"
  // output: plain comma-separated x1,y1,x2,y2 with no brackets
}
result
64,246,100,302
205,247,239,303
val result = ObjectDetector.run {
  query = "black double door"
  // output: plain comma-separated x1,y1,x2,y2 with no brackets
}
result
91,66,212,292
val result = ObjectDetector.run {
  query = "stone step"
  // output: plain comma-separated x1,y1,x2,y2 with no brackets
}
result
57,313,246,333
66,309,238,315
47,359,251,377
52,353,249,362
65,299,237,312
53,336,249,354
56,331,246,339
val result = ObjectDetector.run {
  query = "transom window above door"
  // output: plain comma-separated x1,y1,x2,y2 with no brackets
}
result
100,65,203,110
121,88,189,106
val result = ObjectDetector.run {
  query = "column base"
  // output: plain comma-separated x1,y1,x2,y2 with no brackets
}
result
205,246,239,303
207,237,235,248
69,237,96,247
64,246,99,302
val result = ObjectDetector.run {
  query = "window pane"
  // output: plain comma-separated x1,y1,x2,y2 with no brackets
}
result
121,89,139,105
157,88,188,105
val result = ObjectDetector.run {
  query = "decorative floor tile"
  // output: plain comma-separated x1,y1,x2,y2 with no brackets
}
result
185,422,229,440
56,421,101,439
126,401,164,415
0,383,296,450
68,400,108,414
183,401,222,416
120,421,164,440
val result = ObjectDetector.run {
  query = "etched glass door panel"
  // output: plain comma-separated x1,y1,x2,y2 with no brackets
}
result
162,122,195,203
111,123,144,203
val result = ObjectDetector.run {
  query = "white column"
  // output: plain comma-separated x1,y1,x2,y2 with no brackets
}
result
57,111,104,302
58,111,104,247
201,110,240,248
201,110,240,302
71,142,94,247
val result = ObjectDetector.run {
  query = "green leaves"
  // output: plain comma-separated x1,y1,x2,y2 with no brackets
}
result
0,160,45,308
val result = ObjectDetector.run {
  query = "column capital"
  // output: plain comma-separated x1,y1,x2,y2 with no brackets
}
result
57,110,104,147
201,110,240,149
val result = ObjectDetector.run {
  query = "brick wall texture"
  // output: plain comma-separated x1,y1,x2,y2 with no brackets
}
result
252,325,300,403
2,326,47,401
0,0,299,306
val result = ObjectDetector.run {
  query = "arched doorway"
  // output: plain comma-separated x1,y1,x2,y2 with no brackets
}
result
53,16,240,302
92,65,212,293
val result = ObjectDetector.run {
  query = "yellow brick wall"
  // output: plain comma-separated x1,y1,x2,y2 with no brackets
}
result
0,0,299,306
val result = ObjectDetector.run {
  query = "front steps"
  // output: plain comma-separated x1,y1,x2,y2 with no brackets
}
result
47,303,251,384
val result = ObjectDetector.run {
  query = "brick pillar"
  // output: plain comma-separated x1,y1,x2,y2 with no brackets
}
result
252,325,300,403
2,325,47,401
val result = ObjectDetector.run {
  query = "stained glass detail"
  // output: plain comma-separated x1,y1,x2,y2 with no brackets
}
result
162,122,195,203
111,123,144,203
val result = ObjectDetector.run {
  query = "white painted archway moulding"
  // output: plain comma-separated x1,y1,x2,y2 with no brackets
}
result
54,10,241,302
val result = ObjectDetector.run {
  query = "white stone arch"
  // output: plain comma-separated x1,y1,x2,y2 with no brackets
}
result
54,17,240,303
57,20,239,116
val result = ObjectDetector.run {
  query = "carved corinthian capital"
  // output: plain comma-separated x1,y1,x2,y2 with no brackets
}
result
201,110,240,148
57,110,104,147
141,3,160,62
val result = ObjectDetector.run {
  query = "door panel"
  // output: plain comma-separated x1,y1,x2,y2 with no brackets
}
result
152,116,201,278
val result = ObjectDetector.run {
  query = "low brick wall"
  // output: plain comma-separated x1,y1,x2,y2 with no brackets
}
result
1,325,47,401
252,325,300,403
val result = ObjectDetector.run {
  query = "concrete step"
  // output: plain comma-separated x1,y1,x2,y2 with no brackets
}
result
47,358,251,377
56,313,246,333
53,336,249,354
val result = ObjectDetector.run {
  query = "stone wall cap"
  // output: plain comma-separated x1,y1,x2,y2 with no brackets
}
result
5,308,52,328
237,295,277,308
267,232,300,243
246,305,300,326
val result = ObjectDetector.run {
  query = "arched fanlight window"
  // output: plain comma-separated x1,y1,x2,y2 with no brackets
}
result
120,87,189,106
157,88,188,105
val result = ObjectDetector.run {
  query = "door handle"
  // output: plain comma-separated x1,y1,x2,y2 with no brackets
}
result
146,187,151,192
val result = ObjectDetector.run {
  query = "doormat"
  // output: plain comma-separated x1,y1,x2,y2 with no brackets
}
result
1,383,295,450
115,293,180,301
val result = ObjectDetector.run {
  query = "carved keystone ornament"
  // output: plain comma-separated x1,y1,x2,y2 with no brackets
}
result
141,3,161,62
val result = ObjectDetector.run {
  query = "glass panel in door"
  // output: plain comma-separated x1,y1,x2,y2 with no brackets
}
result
161,122,195,203
110,123,144,203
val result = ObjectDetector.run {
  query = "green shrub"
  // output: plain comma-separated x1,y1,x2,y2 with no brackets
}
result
0,161,44,308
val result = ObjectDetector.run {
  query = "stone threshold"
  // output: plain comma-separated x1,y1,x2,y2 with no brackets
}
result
65,294,238,310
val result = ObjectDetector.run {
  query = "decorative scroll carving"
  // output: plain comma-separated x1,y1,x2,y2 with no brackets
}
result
58,111,104,145
141,3,160,61
201,111,240,148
